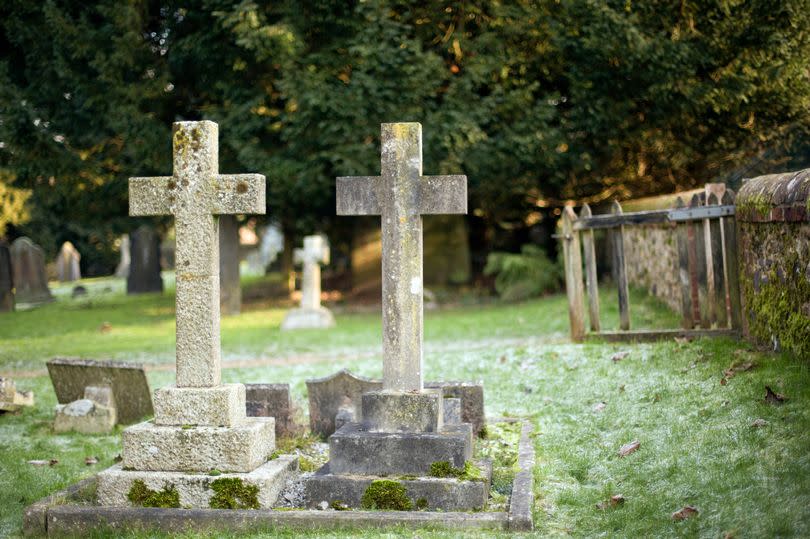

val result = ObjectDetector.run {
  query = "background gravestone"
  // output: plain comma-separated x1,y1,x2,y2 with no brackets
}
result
114,234,130,278
306,369,382,438
0,242,13,312
127,225,163,294
10,237,53,305
219,215,241,315
55,241,82,282
46,358,153,424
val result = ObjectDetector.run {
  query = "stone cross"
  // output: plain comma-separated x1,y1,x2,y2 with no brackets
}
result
129,121,265,388
337,123,467,391
294,235,329,310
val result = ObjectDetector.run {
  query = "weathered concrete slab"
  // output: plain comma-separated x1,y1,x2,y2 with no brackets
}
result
54,386,117,434
508,420,536,531
305,460,491,511
442,397,461,425
122,418,275,473
425,381,485,436
0,376,34,413
46,358,153,424
245,383,295,438
153,383,245,427
306,369,382,438
362,389,442,432
10,237,53,305
97,457,295,509
328,422,472,476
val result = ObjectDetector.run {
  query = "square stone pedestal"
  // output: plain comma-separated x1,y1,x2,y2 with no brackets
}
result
98,456,296,509
280,307,335,330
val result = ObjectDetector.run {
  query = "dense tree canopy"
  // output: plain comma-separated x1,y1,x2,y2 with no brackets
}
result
1,0,808,274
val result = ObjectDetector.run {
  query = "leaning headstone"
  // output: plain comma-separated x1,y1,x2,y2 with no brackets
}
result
281,235,335,330
97,120,293,509
10,237,54,305
219,215,241,315
306,369,382,438
245,383,296,438
127,225,163,294
47,358,153,425
55,241,82,282
54,386,117,434
0,242,14,312
0,376,34,413
305,122,489,511
114,235,130,278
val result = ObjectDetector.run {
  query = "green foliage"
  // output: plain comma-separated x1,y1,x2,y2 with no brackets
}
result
484,244,562,301
360,480,412,511
428,460,484,481
209,477,260,510
127,480,180,508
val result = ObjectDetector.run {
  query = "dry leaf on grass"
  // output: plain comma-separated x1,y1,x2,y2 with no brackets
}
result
764,386,786,405
85,456,99,465
672,505,699,520
618,440,640,457
28,459,58,467
721,360,755,385
99,322,112,333
750,418,768,428
674,336,693,345
611,351,630,362
596,494,625,509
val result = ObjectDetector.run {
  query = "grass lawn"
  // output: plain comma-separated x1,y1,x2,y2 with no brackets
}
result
0,275,808,538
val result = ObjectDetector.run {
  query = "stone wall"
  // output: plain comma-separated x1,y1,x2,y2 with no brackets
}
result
736,170,810,358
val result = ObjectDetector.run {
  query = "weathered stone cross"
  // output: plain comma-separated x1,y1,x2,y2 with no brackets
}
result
129,121,265,388
295,235,330,310
337,123,467,392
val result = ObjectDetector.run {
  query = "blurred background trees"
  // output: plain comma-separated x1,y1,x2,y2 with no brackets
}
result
2,0,809,277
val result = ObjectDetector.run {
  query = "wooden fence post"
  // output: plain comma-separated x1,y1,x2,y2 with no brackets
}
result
722,190,742,330
674,196,694,329
579,204,601,332
611,200,630,331
561,207,586,342
691,194,711,328
708,192,728,328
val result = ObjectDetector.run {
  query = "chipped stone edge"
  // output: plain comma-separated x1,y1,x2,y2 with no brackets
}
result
507,418,536,531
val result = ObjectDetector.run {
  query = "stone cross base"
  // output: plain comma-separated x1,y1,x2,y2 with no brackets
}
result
0,379,34,414
53,386,116,434
97,457,296,509
280,306,335,330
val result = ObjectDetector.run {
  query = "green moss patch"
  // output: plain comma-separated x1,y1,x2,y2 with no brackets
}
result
428,460,484,481
127,480,180,508
360,480,412,510
209,478,260,510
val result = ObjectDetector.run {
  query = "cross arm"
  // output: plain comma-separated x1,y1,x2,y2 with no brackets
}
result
336,176,380,215
418,175,467,214
129,177,174,216
212,174,266,215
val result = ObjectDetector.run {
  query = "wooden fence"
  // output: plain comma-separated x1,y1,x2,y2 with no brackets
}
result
559,184,742,342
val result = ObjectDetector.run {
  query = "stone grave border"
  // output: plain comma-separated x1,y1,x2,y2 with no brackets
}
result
23,419,535,536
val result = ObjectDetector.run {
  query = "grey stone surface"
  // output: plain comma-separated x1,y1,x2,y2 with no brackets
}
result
425,381,486,436
55,241,81,282
0,376,34,413
280,306,335,330
97,457,296,509
336,122,467,392
84,385,114,407
22,475,97,537
219,215,241,315
362,389,442,433
46,358,153,424
245,383,295,438
127,225,163,294
282,235,334,330
115,234,130,278
129,121,265,388
0,242,14,312
153,383,246,427
306,369,382,438
122,417,275,473
328,422,472,476
54,396,117,434
305,459,491,511
442,397,461,425
508,420,536,531
10,237,53,305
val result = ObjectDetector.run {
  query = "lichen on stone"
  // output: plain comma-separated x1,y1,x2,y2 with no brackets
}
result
429,460,484,481
360,479,413,510
127,479,180,508
209,477,260,510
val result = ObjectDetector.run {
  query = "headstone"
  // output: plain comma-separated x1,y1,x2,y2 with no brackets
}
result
305,122,488,511
280,235,335,330
10,237,54,305
47,358,153,424
127,225,163,294
425,381,486,436
55,241,82,282
114,234,130,278
54,385,117,434
306,370,382,438
219,215,241,315
245,383,296,438
0,376,34,413
97,121,293,510
0,242,14,312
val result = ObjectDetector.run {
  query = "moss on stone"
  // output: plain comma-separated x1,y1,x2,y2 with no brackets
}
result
415,497,429,510
360,480,413,510
298,456,318,472
429,460,484,481
209,477,260,510
329,500,349,511
127,480,180,508
737,194,772,221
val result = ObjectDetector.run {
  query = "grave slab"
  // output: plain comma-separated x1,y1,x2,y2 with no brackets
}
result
0,242,14,312
127,225,163,294
425,381,486,435
0,376,34,413
362,389,443,433
153,383,245,427
306,369,382,438
10,237,53,305
54,386,117,434
245,383,295,438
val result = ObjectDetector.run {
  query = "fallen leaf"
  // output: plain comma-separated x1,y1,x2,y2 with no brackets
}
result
674,336,693,345
593,402,607,413
85,456,99,465
611,351,630,363
28,459,58,467
618,440,640,457
618,384,625,393
499,355,507,364
720,377,728,386
750,419,768,428
99,322,112,333
764,386,786,405
596,494,625,510
721,360,756,385
672,505,699,520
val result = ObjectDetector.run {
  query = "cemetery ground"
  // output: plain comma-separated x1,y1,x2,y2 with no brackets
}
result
0,277,808,538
